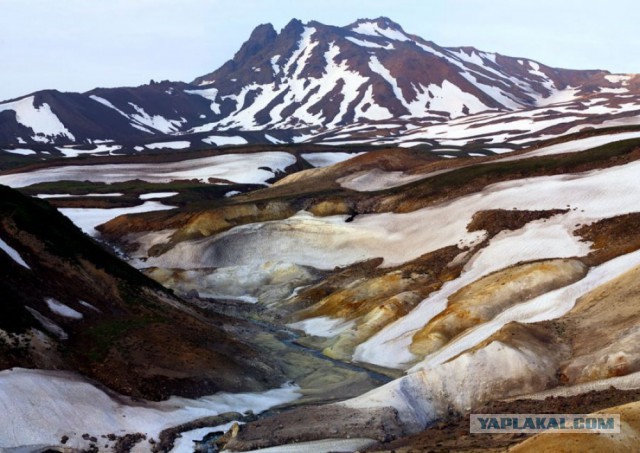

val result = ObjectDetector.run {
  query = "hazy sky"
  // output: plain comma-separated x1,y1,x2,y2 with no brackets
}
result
1,0,639,101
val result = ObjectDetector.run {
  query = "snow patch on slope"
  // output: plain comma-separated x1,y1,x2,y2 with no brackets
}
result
0,96,75,142
146,141,191,150
45,298,83,320
412,248,640,372
59,202,175,236
499,131,640,162
3,148,37,156
301,152,366,167
346,36,394,49
0,237,30,269
202,135,249,146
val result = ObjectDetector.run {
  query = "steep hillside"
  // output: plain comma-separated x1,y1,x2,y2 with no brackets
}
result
0,184,285,400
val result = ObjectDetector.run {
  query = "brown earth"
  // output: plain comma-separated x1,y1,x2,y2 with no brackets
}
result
575,212,640,266
371,389,640,452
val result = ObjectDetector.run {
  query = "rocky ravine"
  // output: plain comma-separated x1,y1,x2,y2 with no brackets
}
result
89,131,640,451
0,184,388,451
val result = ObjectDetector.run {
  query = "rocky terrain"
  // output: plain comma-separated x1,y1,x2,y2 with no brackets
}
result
2,15,640,453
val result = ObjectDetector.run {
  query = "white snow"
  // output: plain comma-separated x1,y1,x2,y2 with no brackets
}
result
288,316,356,338
271,55,281,76
55,144,123,158
392,103,620,148
139,192,179,200
507,370,640,401
25,308,67,339
3,148,36,156
0,237,30,269
91,95,186,135
0,152,297,188
0,96,75,142
129,103,185,134
345,36,394,49
78,300,100,312
185,87,221,114
605,74,632,85
369,56,407,110
146,141,191,150
301,152,366,167
499,131,640,162
368,57,487,118
239,438,378,453
36,193,123,199
59,201,175,236
171,421,239,453
265,134,284,144
90,95,128,117
353,159,640,368
0,368,300,451
337,168,437,191
202,135,249,146
351,22,410,41
411,247,640,372
426,80,490,117
44,298,83,320
353,85,394,121
343,339,557,432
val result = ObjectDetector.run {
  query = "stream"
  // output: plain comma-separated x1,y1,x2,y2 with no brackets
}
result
168,296,398,452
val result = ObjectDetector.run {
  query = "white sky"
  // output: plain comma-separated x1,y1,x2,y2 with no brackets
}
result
0,0,638,101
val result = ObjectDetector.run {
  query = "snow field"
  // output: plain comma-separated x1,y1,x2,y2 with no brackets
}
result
301,151,366,167
235,438,378,453
37,193,123,199
139,192,179,200
0,152,297,188
60,202,175,236
146,141,191,150
3,148,37,155
355,160,640,368
202,135,249,146
0,368,300,451
498,130,640,162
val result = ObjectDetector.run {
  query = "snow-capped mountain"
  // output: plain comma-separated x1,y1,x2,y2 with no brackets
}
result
192,17,609,127
0,17,639,149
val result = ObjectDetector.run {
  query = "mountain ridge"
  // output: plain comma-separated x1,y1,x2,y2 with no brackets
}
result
0,17,638,151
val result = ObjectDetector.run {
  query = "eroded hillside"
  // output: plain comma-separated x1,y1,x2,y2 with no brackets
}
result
61,130,640,451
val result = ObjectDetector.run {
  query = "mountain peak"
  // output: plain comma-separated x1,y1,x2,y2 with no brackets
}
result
345,17,411,42
348,17,405,33
351,17,403,29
